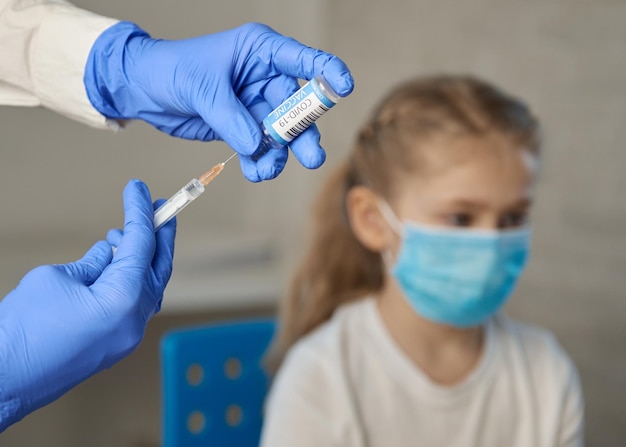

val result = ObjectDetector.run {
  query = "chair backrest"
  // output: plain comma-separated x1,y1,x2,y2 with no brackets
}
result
161,318,275,447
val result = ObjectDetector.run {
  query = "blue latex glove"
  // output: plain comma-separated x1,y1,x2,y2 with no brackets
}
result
0,180,175,431
84,22,354,182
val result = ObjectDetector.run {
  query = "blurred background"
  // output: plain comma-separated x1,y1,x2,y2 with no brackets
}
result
1,0,624,445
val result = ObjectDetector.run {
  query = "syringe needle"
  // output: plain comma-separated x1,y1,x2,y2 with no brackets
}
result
223,152,238,165
198,152,238,186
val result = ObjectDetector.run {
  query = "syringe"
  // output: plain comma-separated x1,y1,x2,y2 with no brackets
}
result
153,76,345,231
153,153,237,232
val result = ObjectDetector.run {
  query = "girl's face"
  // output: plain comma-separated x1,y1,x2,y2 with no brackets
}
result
391,134,538,231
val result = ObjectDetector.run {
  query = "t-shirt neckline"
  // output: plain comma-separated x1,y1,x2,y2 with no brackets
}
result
363,296,498,405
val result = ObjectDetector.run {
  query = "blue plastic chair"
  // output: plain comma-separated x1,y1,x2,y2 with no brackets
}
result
161,318,275,447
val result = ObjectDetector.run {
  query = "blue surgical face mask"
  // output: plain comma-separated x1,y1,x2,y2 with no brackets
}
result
379,202,531,328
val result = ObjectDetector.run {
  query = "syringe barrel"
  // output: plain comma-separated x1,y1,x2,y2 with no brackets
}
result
153,178,205,232
260,76,341,149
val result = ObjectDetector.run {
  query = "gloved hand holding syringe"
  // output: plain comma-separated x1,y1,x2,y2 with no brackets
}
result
152,76,343,231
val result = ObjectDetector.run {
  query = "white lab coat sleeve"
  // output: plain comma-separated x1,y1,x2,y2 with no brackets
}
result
0,0,120,129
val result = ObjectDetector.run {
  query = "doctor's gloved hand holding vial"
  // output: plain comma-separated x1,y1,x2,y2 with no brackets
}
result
0,0,354,431
85,21,353,182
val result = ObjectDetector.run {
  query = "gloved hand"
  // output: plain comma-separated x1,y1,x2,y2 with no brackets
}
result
84,22,354,182
0,180,175,431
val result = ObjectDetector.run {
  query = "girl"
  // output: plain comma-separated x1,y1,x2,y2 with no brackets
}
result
260,75,583,447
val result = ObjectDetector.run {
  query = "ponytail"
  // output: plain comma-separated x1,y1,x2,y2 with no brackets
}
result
266,161,384,372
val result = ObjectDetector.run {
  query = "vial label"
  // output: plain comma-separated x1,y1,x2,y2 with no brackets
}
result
263,78,338,146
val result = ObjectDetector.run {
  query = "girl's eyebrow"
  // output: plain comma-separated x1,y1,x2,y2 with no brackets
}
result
443,198,533,210
509,198,533,209
443,199,488,210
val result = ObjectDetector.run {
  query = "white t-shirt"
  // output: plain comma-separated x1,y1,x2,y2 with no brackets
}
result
261,297,584,447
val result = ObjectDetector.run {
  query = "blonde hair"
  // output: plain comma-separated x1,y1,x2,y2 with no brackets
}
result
266,75,541,372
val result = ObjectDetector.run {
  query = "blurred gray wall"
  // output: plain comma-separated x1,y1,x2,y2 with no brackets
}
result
1,0,624,445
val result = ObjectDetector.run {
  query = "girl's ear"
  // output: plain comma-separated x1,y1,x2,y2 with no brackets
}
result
346,186,394,252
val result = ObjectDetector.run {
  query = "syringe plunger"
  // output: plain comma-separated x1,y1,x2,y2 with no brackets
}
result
153,179,205,232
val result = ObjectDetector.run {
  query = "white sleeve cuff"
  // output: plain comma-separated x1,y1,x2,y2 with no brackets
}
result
31,5,121,130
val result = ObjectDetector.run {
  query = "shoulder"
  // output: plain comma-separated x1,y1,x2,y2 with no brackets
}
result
493,314,579,388
262,299,372,436
269,297,374,395
281,297,374,374
495,315,568,358
492,315,584,441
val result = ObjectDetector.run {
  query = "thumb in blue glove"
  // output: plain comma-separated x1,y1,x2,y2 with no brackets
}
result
0,180,175,431
85,22,355,182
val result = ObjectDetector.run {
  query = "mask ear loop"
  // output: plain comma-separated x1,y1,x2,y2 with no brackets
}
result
376,200,404,269
377,200,403,235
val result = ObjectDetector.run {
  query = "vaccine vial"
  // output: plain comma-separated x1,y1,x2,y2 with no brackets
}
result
260,76,341,150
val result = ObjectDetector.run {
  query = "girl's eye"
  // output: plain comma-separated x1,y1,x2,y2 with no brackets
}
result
499,212,529,229
447,213,474,227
